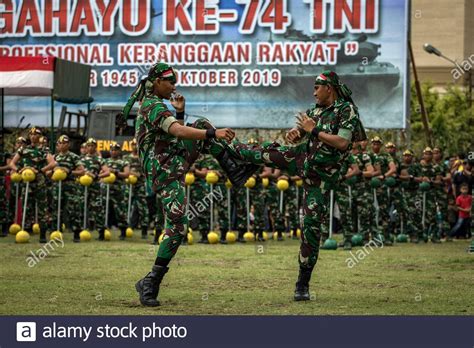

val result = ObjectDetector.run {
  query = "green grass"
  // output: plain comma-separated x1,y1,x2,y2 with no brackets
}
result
0,231,472,315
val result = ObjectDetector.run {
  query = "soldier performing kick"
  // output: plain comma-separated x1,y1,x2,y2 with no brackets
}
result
228,71,366,301
120,62,257,307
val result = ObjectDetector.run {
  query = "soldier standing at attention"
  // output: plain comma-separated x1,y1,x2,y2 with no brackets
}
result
49,135,85,242
105,142,130,240
123,138,150,239
9,127,56,242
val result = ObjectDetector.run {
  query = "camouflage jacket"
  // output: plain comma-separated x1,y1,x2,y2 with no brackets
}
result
355,152,373,187
418,161,436,180
16,145,48,171
135,94,183,189
399,162,420,191
54,151,83,182
81,154,105,179
105,157,128,183
370,152,393,174
123,153,144,183
305,97,366,186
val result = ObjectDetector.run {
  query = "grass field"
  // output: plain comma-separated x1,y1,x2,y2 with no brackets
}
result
0,230,473,315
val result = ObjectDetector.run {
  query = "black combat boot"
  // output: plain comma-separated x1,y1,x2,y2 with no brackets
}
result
215,149,259,187
96,229,105,241
39,230,47,243
73,230,80,243
294,266,314,301
198,231,209,244
237,230,246,243
119,228,126,240
0,223,7,237
219,231,227,244
141,227,148,239
135,265,169,307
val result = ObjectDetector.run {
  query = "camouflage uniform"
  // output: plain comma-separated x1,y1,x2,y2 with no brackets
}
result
337,154,357,244
229,95,365,270
104,157,129,231
354,152,374,240
285,179,302,235
135,95,241,262
123,153,150,234
190,154,212,241
16,145,50,237
52,150,83,235
399,161,422,240
433,159,449,234
0,152,10,236
370,151,392,231
418,161,438,240
267,177,286,239
81,153,106,233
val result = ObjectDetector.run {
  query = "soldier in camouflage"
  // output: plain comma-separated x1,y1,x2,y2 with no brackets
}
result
123,138,150,239
353,142,375,242
0,136,11,237
398,150,422,242
105,142,130,240
50,135,85,242
83,138,110,240
227,70,366,301
432,147,449,237
120,62,256,307
9,127,56,242
337,151,360,249
418,147,442,243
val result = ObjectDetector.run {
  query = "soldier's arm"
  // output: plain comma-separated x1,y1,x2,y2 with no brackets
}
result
8,153,21,172
117,165,130,179
346,164,360,179
72,165,85,177
363,164,374,178
41,154,57,173
270,169,281,179
383,161,397,178
98,164,110,179
372,162,382,177
259,167,273,179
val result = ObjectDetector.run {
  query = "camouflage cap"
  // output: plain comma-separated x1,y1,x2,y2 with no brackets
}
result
370,136,383,144
57,135,70,143
385,142,396,148
131,138,137,145
86,137,97,145
29,127,42,135
423,147,433,153
80,142,87,148
403,149,414,156
110,141,121,150
16,136,27,144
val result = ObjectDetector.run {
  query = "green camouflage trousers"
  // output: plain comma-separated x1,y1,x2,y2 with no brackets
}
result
153,119,231,261
337,184,356,241
128,181,150,229
404,189,422,238
189,179,210,233
268,183,286,233
286,183,302,232
228,141,331,268
51,181,82,232
417,190,437,238
84,182,105,231
354,182,374,238
232,186,248,232
20,176,49,232
0,177,7,225
216,181,230,234
107,183,128,229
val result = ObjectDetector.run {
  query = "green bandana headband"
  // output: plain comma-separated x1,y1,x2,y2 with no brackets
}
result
122,63,177,120
314,70,354,104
